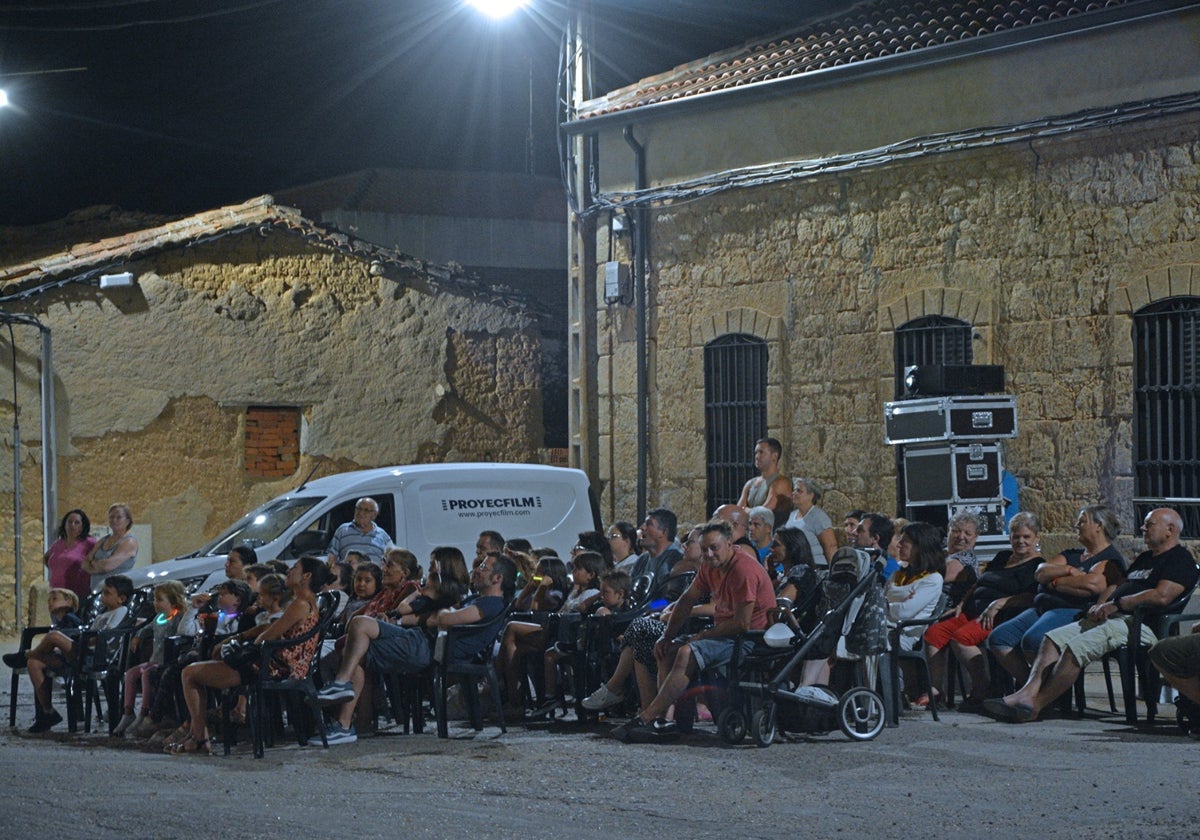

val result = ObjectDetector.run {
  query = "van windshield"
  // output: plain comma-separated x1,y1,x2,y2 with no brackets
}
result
199,496,323,555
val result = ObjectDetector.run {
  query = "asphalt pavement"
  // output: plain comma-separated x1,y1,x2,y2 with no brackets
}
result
1,660,1197,840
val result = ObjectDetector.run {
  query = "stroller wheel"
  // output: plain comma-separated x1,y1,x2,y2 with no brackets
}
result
838,687,885,741
717,707,747,744
751,705,775,748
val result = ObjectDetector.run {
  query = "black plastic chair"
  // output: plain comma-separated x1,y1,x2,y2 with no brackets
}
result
224,591,339,757
434,603,514,739
65,615,140,734
884,593,949,724
1098,583,1199,726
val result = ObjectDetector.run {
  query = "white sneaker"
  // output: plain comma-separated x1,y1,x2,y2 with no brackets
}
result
581,684,625,710
112,713,136,736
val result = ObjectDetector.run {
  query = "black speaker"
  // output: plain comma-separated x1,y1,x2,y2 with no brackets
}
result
902,364,1005,398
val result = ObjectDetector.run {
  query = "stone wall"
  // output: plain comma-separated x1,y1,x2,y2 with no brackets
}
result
594,114,1200,546
0,230,542,632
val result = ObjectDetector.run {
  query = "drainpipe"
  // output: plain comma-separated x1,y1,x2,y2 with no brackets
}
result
623,126,648,522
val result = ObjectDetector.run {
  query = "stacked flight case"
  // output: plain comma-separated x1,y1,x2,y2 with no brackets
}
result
883,395,1017,543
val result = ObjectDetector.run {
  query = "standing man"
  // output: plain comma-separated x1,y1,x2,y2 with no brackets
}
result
737,438,793,522
985,508,1198,722
326,497,391,566
614,519,775,741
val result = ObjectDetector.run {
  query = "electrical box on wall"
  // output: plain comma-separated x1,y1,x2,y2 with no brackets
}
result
604,261,630,304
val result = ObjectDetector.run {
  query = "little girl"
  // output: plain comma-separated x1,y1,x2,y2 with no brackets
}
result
345,563,382,616
254,573,292,626
114,580,186,735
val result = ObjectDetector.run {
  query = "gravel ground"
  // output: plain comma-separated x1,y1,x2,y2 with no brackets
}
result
2,684,1198,840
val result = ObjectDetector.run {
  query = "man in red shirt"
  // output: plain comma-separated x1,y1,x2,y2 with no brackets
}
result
613,519,775,742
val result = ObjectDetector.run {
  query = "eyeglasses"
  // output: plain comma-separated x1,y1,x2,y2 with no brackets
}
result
355,505,377,513
572,545,585,552
606,533,621,540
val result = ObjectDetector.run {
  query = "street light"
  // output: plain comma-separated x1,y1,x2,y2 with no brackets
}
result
0,90,8,109
466,0,531,18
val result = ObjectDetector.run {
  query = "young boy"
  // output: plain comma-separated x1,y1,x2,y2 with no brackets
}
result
532,569,633,719
22,574,133,732
1,589,83,671
46,588,84,630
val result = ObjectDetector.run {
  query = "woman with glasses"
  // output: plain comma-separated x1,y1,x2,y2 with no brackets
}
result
607,521,640,572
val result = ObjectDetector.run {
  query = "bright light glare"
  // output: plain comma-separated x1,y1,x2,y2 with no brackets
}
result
0,90,8,108
466,0,530,19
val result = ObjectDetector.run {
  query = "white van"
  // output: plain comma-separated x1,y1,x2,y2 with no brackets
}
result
129,463,600,593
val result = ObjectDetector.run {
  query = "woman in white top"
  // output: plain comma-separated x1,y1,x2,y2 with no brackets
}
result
783,477,838,566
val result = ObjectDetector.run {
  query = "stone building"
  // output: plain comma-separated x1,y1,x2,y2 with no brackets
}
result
566,0,1200,547
276,169,570,450
0,196,542,630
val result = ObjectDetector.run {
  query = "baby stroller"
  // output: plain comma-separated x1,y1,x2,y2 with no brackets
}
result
718,547,889,746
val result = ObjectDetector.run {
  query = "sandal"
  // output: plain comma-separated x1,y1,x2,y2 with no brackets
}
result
163,724,191,752
167,734,211,756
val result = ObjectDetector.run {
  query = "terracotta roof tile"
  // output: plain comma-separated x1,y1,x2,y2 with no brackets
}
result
0,196,533,314
577,0,1145,120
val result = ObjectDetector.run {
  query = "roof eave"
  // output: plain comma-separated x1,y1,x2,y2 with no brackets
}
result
563,0,1200,135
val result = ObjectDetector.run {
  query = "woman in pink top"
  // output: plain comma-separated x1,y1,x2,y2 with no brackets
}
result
44,509,97,602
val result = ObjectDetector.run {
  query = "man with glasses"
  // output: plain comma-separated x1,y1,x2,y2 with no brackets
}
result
326,497,391,567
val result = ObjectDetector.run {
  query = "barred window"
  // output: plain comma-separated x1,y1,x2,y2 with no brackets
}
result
705,334,767,515
1134,297,1200,537
893,316,974,519
893,315,974,399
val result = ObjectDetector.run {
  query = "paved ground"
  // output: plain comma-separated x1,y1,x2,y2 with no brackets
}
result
2,661,1198,840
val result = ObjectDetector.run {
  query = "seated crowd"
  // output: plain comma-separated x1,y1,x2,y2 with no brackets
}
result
7,477,1200,751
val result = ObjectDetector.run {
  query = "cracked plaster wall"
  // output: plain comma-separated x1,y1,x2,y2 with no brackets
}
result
0,232,542,631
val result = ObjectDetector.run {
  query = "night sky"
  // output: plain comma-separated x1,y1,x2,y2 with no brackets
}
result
0,1,846,226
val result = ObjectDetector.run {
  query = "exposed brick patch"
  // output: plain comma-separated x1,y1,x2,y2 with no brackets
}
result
245,407,300,479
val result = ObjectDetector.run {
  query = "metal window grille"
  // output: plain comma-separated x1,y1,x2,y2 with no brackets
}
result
705,334,767,514
893,316,973,518
1133,297,1200,537
892,316,974,399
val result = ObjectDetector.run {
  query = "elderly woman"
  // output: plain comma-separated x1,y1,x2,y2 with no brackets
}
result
988,505,1126,684
82,503,138,594
43,509,97,603
782,478,838,566
923,511,1044,711
944,512,983,581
